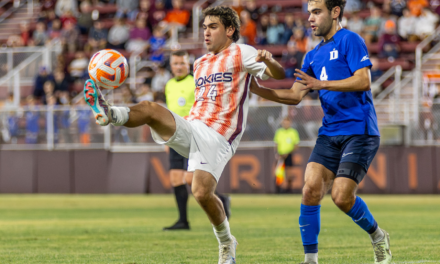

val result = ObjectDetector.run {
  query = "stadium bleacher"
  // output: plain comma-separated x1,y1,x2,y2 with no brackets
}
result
0,0,438,100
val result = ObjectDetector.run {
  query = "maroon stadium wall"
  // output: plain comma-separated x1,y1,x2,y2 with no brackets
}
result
0,147,439,194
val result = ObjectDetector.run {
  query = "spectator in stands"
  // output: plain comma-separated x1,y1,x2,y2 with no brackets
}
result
108,18,130,50
257,14,269,45
347,12,363,35
6,35,24,48
149,26,167,63
133,0,152,29
231,0,244,17
77,99,91,145
137,83,154,102
363,6,383,44
116,0,139,21
48,19,62,41
240,10,257,45
282,42,304,79
289,28,307,53
407,0,429,17
149,0,167,28
42,80,55,105
60,20,79,52
53,69,69,94
32,22,49,46
267,14,284,45
20,22,31,46
55,0,78,17
60,10,78,27
25,96,40,144
33,66,54,99
384,0,406,17
87,20,108,52
378,20,400,59
370,56,383,82
245,0,259,22
126,18,151,53
398,8,417,41
77,1,94,35
415,8,439,39
151,63,171,92
344,0,361,13
164,0,190,29
281,14,295,44
68,51,89,81
41,0,56,12
302,0,308,13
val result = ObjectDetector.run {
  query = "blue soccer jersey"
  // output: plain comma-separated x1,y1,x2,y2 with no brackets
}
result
298,28,379,136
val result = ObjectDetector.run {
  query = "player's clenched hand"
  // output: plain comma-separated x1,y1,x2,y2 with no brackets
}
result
256,49,273,62
294,69,323,90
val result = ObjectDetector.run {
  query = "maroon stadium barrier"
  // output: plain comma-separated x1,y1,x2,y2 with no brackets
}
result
0,147,439,194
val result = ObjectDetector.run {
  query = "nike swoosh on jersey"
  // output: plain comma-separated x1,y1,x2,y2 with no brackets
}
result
342,152,353,157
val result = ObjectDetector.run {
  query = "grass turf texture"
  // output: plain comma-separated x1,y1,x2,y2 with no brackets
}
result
0,195,439,263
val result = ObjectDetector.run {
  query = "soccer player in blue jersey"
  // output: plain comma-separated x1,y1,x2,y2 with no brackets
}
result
250,0,392,263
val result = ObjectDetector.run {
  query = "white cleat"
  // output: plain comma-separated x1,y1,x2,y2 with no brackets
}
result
372,228,392,264
218,235,238,264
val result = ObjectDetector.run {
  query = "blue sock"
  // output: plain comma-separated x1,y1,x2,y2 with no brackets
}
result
299,204,321,254
346,196,378,234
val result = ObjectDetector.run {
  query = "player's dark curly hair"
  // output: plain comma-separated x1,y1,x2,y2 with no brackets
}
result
310,0,346,20
203,6,241,42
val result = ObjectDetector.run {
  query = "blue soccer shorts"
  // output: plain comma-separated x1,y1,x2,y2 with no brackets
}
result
308,135,380,184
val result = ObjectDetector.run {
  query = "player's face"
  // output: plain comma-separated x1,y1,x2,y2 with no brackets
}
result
307,0,333,37
170,55,190,79
203,16,234,53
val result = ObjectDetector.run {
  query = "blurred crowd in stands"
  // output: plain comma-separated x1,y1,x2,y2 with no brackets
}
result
0,0,440,144
1,0,436,107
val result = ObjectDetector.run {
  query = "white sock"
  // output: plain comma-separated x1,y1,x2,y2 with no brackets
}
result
213,218,232,245
110,106,130,126
370,227,385,243
305,253,318,262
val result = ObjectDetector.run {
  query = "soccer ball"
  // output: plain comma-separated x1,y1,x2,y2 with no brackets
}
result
88,49,129,89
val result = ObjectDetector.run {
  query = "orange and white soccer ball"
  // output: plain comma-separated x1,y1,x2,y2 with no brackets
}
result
88,49,129,89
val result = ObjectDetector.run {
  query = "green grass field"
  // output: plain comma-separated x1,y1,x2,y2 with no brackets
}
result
0,195,439,264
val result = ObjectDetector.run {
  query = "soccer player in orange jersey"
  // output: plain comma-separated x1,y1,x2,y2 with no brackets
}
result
83,6,285,263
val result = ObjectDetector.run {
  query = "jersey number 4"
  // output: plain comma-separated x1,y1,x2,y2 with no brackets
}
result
197,85,217,101
320,67,328,81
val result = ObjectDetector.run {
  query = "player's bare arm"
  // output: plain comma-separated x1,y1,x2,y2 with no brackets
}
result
294,67,371,92
249,77,310,105
255,49,286,79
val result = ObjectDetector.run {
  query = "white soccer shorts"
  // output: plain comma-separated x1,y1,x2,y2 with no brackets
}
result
151,110,233,182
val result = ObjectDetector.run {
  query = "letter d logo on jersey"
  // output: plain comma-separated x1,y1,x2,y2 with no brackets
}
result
330,49,338,60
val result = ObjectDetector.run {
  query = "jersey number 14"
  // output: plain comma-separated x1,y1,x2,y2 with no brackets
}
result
197,85,218,101
320,67,328,81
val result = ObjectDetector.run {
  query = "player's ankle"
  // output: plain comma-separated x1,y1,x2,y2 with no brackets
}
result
110,106,130,126
369,227,384,243
305,253,318,262
213,218,232,244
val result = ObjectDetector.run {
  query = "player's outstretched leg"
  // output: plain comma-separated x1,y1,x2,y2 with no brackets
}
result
84,79,177,142
331,178,392,264
192,170,237,264
298,162,335,264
